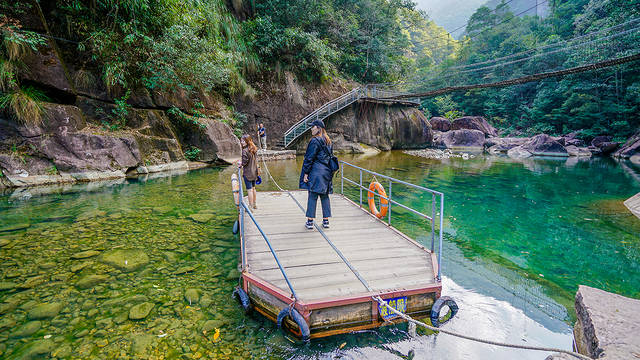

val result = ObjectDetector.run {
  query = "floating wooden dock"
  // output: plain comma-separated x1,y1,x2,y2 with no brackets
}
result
239,190,442,339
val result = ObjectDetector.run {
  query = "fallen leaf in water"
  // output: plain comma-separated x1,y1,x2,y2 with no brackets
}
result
213,328,220,342
339,342,346,349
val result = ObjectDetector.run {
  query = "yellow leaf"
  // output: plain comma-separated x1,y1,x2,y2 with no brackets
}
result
339,342,346,349
213,328,220,342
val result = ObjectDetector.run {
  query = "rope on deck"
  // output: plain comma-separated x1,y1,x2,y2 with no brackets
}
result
258,154,592,360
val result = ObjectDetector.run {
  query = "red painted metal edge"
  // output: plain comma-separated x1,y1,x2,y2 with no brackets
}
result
242,272,310,317
303,283,442,310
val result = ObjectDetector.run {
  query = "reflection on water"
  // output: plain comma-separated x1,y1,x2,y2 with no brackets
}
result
0,152,638,359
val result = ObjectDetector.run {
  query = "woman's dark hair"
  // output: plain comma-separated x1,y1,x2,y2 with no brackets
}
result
241,134,258,154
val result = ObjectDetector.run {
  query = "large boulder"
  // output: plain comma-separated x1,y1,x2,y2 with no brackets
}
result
20,45,73,94
440,129,485,148
312,102,432,152
429,117,451,132
613,130,640,159
591,135,620,155
485,137,529,154
450,116,497,137
519,134,568,156
174,118,241,164
574,285,640,359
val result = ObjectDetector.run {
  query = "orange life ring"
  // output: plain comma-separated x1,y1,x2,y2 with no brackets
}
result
368,182,389,219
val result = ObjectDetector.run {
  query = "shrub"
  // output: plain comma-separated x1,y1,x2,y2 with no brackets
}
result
0,86,49,126
184,147,201,161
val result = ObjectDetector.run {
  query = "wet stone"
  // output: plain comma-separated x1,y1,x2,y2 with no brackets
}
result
20,339,55,359
184,289,200,305
0,302,17,314
52,345,72,358
75,329,89,338
71,250,101,260
71,261,91,272
12,321,42,338
129,302,154,320
131,333,155,354
188,213,215,223
0,282,17,291
20,275,47,289
0,223,30,232
87,308,99,317
0,238,11,247
0,317,16,330
174,266,195,275
100,249,149,272
76,274,108,289
27,302,63,320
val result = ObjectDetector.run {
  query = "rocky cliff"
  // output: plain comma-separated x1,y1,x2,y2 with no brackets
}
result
289,99,433,153
0,44,241,188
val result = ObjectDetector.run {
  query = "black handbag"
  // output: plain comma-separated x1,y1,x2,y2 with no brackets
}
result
321,142,339,174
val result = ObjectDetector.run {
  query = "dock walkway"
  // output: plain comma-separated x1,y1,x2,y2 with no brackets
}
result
240,190,440,338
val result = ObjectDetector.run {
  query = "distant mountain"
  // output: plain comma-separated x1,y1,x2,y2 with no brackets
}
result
413,0,551,39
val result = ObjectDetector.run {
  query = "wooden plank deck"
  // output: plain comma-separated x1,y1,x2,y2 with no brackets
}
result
243,191,437,302
624,192,640,219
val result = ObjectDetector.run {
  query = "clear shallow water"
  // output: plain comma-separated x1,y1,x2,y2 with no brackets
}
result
0,152,638,359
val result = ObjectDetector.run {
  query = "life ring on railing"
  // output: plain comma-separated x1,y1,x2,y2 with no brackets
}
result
430,296,458,328
232,287,252,314
368,182,389,219
277,307,310,342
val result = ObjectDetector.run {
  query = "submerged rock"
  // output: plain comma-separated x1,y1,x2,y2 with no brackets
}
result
11,321,42,338
184,288,200,305
100,249,149,272
0,282,17,291
18,339,55,360
188,213,215,223
129,302,154,320
76,274,108,289
174,266,195,275
0,223,30,232
71,250,101,259
19,275,47,289
27,302,63,320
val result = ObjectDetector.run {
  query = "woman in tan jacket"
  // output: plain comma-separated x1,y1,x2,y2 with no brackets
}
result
240,134,259,209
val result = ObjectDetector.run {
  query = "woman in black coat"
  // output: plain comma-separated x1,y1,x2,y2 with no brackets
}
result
300,119,334,229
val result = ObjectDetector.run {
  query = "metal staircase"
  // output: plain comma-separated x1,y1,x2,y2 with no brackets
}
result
282,85,419,149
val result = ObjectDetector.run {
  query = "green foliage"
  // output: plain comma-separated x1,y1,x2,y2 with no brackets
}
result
444,110,462,120
0,86,49,126
46,165,58,175
97,90,131,131
167,107,206,128
434,0,640,139
184,147,202,161
231,111,247,138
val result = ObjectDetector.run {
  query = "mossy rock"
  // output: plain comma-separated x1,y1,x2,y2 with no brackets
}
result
100,249,149,272
76,274,108,289
129,302,154,320
27,302,63,320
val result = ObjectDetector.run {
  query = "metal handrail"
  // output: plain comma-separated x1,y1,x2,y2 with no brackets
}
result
238,168,299,301
283,84,420,148
339,161,445,281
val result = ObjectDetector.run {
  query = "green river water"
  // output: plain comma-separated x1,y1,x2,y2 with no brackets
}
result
0,151,638,359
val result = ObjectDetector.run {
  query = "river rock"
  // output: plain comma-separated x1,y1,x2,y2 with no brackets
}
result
173,117,241,163
71,262,91,272
129,302,154,320
0,282,17,291
226,269,241,281
429,117,451,132
507,146,533,158
19,275,47,289
0,223,30,232
0,317,16,330
201,319,223,333
566,145,592,157
71,250,101,259
485,137,529,154
27,302,63,320
100,249,149,272
12,321,42,338
440,129,485,148
18,339,55,360
131,333,155,354
76,274,108,289
0,238,11,247
513,134,568,156
613,130,640,159
184,288,200,304
174,266,195,275
574,285,640,359
188,213,215,223
450,116,497,137
0,302,17,314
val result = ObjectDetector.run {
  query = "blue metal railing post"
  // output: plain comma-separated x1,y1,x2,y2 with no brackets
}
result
341,162,344,194
388,180,392,226
359,170,363,207
238,168,246,270
438,194,444,281
431,193,436,252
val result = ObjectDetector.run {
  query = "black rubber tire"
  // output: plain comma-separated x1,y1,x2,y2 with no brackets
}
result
430,296,458,328
232,287,252,314
276,307,310,342
232,220,239,234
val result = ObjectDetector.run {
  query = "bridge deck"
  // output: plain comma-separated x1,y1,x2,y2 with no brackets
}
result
243,191,437,301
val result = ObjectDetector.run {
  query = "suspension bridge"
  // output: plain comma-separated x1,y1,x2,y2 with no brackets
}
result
282,17,640,149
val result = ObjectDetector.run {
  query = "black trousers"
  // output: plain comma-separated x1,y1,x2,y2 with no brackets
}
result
306,191,331,219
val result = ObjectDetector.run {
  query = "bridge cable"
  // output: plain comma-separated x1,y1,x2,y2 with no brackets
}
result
257,154,592,359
